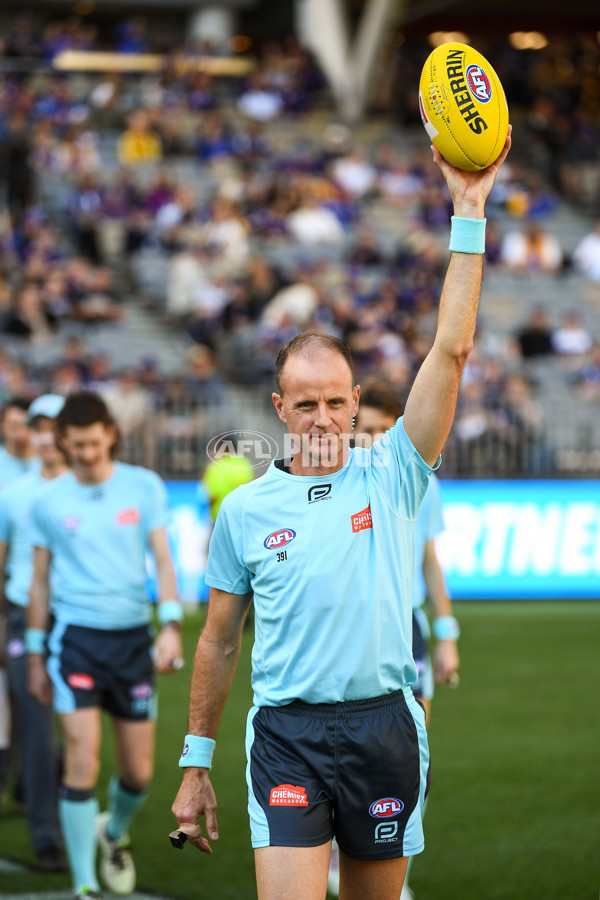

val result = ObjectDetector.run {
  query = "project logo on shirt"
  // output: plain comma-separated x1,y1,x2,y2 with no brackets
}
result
269,784,308,806
116,507,141,526
307,484,331,504
263,528,296,550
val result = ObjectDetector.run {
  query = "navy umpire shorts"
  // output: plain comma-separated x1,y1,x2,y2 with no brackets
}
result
246,687,430,859
47,622,156,719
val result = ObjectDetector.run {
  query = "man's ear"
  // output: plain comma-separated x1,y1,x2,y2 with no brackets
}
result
272,393,286,424
353,384,361,418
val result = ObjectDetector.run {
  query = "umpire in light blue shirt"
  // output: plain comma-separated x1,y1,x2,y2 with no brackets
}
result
26,391,183,900
0,394,67,871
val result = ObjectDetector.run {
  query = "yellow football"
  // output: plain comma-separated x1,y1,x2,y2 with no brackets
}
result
419,42,509,171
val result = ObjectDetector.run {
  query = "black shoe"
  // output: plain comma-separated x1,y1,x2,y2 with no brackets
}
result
36,847,68,872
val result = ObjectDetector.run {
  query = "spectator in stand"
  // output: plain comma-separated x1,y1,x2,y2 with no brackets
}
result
67,175,102,264
286,195,344,245
514,305,555,358
196,111,233,163
117,110,162,167
87,352,113,392
3,283,56,340
574,341,600,401
50,363,85,396
237,73,284,124
114,17,148,54
495,373,549,474
331,149,377,199
347,224,385,267
1,111,35,227
573,221,600,282
199,198,249,272
376,145,424,208
552,309,593,357
500,220,564,273
101,369,152,466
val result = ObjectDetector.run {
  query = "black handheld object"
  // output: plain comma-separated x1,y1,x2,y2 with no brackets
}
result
169,830,189,850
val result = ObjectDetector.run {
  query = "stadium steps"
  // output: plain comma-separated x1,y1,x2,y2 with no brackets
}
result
2,303,190,375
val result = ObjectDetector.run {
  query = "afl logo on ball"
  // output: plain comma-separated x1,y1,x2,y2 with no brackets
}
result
466,64,492,102
369,797,404,818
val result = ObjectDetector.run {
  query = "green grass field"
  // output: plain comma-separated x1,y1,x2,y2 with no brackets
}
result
1,601,599,900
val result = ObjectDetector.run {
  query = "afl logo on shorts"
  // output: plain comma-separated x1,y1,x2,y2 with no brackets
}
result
466,64,492,103
130,683,152,699
369,797,404,818
264,528,296,550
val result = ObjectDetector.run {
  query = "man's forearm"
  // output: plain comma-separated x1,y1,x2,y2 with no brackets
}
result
435,250,483,362
423,555,452,619
187,631,243,738
28,581,50,631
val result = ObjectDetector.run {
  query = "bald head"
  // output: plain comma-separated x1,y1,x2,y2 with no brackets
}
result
275,331,354,396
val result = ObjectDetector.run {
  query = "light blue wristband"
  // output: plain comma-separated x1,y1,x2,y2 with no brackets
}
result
179,735,216,769
449,216,486,254
25,628,47,654
157,600,183,627
433,616,460,641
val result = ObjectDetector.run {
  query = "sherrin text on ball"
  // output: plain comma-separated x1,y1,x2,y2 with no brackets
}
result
419,41,509,171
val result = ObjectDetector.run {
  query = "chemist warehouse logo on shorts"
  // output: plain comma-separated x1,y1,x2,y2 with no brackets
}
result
67,673,95,690
269,784,308,807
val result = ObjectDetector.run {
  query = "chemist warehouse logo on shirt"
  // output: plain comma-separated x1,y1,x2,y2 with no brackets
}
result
351,505,373,533
116,508,141,526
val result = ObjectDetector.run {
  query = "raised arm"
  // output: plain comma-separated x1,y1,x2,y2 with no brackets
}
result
171,587,252,854
403,130,511,466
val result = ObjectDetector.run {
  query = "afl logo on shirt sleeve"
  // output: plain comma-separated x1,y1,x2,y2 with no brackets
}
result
264,528,296,550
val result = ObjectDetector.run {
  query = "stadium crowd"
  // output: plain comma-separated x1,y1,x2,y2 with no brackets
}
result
0,16,600,478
